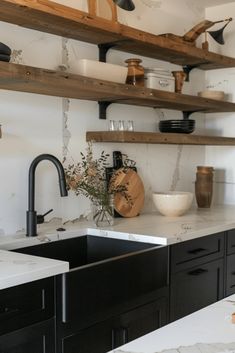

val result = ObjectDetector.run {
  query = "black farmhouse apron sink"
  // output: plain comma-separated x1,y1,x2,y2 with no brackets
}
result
13,235,168,333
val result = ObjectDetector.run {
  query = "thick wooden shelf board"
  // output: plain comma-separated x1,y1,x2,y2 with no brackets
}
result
1,62,235,114
1,0,235,70
86,131,235,146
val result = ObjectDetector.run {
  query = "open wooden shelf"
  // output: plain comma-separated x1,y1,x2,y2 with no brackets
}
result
1,0,235,70
1,61,235,114
86,131,235,146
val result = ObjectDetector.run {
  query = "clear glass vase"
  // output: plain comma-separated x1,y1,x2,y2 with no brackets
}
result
92,197,114,227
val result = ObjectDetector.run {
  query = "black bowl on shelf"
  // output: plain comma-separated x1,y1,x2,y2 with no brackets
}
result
0,42,11,56
159,119,195,134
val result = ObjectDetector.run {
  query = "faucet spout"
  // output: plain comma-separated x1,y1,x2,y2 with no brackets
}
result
26,154,68,237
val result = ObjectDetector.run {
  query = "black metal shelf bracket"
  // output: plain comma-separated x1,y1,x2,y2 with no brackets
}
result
182,111,198,120
98,43,117,62
99,101,112,119
183,65,199,82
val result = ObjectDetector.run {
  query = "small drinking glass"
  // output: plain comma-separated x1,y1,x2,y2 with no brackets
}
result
127,120,134,131
109,120,117,131
118,120,125,131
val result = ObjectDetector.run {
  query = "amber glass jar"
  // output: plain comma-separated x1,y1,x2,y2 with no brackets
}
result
125,58,145,87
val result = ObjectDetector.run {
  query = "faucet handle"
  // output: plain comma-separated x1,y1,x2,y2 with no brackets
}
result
37,209,53,224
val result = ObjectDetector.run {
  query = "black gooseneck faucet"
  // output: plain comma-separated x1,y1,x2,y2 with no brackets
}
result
26,154,68,237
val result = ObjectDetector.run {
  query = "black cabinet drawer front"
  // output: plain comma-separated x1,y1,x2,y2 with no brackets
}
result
171,232,224,273
61,299,167,353
59,246,168,329
227,229,235,255
0,318,55,353
170,259,224,322
226,253,235,295
0,278,54,335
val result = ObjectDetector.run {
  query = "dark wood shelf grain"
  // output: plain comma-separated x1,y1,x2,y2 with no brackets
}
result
1,0,235,70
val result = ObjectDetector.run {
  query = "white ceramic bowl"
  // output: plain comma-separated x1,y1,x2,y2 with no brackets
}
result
152,191,193,217
198,90,225,101
76,59,128,84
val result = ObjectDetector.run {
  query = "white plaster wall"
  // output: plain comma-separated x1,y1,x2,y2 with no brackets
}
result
205,3,235,205
0,0,206,235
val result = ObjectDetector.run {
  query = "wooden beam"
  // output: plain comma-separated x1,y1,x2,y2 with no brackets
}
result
86,131,235,146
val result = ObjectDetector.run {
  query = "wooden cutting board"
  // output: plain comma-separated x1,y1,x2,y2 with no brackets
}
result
111,168,145,218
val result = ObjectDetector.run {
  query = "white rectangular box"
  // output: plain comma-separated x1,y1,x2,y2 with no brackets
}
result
76,59,128,84
145,69,175,92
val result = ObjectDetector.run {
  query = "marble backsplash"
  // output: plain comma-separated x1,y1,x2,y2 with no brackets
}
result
0,0,225,235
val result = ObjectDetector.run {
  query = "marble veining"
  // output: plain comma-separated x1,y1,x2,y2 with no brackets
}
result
114,343,235,353
170,145,183,191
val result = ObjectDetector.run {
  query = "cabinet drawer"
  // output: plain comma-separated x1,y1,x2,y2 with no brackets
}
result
0,278,54,335
0,318,55,353
227,229,235,255
60,298,168,353
57,246,168,330
170,259,224,322
171,232,224,273
226,253,235,295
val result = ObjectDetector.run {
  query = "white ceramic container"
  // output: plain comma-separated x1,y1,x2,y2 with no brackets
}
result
144,68,175,92
152,191,193,217
76,59,128,84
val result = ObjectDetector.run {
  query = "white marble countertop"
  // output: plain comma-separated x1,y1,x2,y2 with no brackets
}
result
1,204,235,290
0,249,69,290
1,205,235,251
108,294,235,353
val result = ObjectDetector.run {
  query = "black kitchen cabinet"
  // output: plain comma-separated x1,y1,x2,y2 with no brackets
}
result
170,232,225,322
225,229,235,296
0,318,55,353
0,278,54,336
59,297,168,353
0,278,55,353
170,259,224,321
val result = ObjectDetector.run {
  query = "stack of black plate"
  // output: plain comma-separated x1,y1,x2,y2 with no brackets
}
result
0,42,11,63
159,119,195,134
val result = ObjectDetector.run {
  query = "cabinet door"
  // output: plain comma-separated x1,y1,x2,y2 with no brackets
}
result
227,229,235,255
0,319,55,353
60,298,168,353
170,259,223,322
113,297,168,348
226,253,235,296
0,278,54,335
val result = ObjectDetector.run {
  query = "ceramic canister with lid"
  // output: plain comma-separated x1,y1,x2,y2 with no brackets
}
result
144,68,175,92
